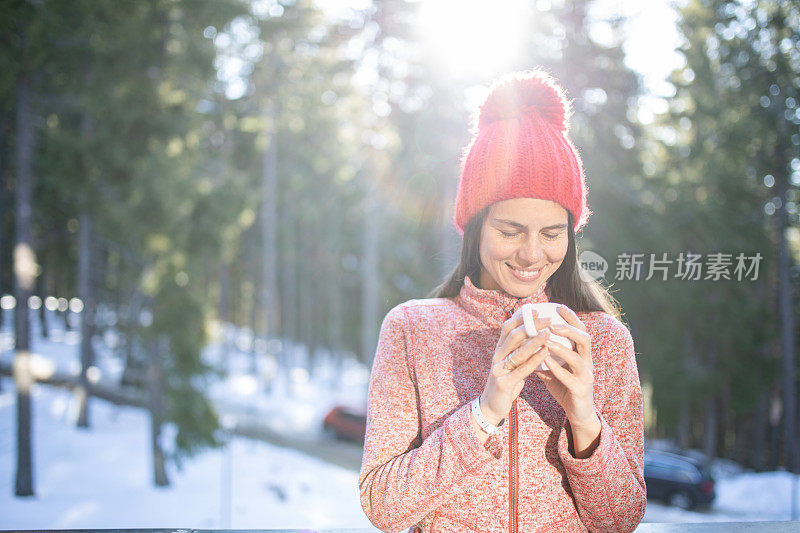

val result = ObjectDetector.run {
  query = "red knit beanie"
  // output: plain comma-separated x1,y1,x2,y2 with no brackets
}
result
453,69,590,234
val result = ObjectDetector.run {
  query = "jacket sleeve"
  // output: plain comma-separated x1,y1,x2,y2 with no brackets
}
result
359,305,505,533
555,315,647,533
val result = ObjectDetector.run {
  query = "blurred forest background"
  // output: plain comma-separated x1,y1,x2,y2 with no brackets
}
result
2,0,800,496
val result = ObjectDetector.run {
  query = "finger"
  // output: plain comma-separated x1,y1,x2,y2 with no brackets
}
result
557,304,588,333
544,338,589,377
509,343,550,379
540,354,578,389
536,370,556,384
494,323,531,363
497,329,550,369
495,318,523,363
547,322,582,343
549,323,592,362
499,313,524,344
509,329,550,362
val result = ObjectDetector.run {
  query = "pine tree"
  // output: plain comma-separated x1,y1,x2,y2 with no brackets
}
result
2,0,248,488
639,0,796,466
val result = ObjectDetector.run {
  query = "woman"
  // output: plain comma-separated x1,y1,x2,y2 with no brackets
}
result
359,70,646,533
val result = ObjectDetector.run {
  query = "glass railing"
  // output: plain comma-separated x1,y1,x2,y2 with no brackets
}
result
5,525,800,532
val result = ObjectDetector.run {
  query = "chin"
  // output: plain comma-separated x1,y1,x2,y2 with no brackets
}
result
503,279,545,298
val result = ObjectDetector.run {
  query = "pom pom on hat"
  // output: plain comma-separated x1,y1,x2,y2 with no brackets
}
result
454,69,590,234
478,70,571,132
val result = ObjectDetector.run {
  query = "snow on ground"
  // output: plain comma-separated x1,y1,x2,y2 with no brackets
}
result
0,305,372,442
714,471,800,521
643,441,800,523
3,303,800,528
0,377,375,530
204,322,371,441
3,375,797,530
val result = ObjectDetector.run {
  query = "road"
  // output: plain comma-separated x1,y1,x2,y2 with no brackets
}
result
232,422,364,472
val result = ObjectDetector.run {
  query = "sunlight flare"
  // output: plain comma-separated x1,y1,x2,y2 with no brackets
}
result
414,0,529,78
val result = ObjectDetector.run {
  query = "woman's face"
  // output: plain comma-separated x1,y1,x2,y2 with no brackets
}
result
478,198,570,298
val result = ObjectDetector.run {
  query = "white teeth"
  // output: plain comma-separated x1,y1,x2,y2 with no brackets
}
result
511,266,541,279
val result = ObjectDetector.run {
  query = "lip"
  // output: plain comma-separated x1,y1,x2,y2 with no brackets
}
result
507,263,544,283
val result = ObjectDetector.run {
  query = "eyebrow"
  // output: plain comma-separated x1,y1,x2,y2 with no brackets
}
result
492,218,568,231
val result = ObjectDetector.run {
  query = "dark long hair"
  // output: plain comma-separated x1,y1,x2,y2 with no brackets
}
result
429,206,622,320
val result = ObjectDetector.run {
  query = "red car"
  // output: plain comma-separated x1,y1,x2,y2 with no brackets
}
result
323,405,367,443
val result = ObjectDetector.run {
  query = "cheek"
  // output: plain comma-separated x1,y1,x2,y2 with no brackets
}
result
482,239,515,262
479,232,506,262
545,239,569,263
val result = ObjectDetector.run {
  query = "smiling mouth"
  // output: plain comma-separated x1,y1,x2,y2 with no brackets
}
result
507,263,544,281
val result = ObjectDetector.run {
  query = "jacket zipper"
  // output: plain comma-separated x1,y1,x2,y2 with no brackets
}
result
505,308,518,533
510,400,518,533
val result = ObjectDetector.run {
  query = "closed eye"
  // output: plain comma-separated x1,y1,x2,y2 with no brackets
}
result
542,232,562,240
500,230,520,238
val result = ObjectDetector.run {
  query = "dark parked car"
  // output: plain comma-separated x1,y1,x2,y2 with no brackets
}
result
644,449,716,509
322,405,367,443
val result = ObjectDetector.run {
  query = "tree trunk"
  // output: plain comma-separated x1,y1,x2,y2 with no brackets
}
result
677,393,691,450
37,262,47,339
249,241,260,376
718,380,731,458
731,413,748,467
299,214,313,372
677,329,694,449
13,72,36,497
121,286,146,388
768,390,782,471
773,85,798,473
752,391,768,470
218,264,230,373
149,337,169,487
59,297,68,330
280,194,296,394
260,102,279,344
778,181,797,472
703,395,717,461
329,207,344,390
0,114,7,332
76,210,95,428
360,158,380,365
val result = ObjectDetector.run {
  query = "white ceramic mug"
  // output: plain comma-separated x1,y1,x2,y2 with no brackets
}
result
519,302,574,371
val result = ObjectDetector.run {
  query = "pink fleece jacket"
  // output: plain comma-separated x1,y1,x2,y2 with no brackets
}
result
359,276,646,532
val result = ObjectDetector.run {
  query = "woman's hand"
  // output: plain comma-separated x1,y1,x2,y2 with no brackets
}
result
534,304,600,458
477,311,553,427
533,305,595,425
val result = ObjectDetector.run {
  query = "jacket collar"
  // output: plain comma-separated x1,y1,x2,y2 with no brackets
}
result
458,275,550,328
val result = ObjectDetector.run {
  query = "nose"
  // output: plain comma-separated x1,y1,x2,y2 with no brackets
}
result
517,235,544,265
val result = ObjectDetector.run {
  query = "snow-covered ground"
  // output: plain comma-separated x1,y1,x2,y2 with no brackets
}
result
0,303,371,440
0,303,375,530
0,377,375,530
2,301,800,529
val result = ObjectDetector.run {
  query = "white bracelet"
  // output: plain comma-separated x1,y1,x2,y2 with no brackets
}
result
470,397,505,435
